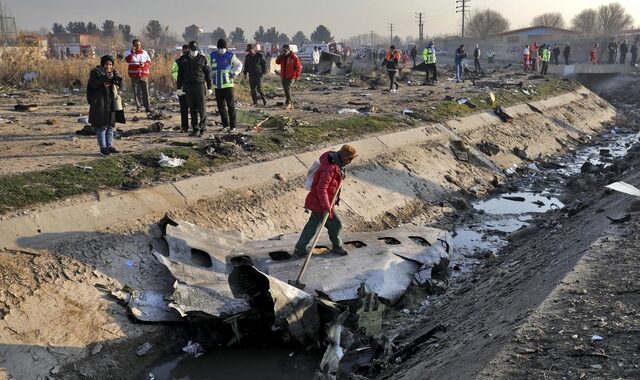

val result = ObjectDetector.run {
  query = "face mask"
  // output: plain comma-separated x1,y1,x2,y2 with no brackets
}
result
189,50,198,57
219,48,227,54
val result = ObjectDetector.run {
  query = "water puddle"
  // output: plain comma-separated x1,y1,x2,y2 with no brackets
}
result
146,347,321,380
473,192,564,215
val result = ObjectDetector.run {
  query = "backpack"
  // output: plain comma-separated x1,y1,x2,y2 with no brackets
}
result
304,160,321,191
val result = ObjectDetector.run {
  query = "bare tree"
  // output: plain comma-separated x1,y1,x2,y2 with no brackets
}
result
597,2,633,37
466,9,510,39
572,9,599,35
532,12,565,28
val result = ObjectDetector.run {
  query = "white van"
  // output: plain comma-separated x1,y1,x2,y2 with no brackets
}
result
298,43,329,64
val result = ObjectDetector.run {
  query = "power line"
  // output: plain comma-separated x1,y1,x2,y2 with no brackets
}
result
456,0,471,39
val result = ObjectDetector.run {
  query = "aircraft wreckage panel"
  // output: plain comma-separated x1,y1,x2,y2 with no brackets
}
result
157,218,451,308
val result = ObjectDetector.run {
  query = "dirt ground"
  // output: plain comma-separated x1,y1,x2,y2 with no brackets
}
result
1,63,553,176
0,71,636,379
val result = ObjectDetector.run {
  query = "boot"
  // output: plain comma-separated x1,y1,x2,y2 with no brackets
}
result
330,245,349,256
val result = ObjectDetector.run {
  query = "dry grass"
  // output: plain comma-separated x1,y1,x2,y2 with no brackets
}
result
0,47,175,93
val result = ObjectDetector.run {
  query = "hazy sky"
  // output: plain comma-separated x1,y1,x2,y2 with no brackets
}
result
4,0,639,40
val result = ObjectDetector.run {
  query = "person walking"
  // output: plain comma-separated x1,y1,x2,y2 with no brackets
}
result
540,44,551,75
171,44,190,132
312,46,321,73
530,42,539,73
591,43,599,65
177,41,212,137
608,39,617,64
630,41,638,66
619,40,628,64
523,45,530,72
552,44,561,65
124,39,152,112
409,45,418,67
210,39,243,132
454,44,467,82
87,55,125,156
473,44,481,72
422,41,437,84
293,145,358,257
383,45,401,93
563,43,571,65
243,44,267,106
275,44,302,110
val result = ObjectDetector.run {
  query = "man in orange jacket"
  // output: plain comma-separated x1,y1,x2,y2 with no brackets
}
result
275,45,302,110
383,45,401,93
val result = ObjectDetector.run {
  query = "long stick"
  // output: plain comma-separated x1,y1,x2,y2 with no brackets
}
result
294,181,342,285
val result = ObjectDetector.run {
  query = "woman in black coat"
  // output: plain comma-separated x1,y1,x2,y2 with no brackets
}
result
87,55,125,156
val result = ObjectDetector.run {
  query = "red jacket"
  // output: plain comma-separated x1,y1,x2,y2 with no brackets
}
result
305,151,343,217
125,48,152,78
275,52,302,80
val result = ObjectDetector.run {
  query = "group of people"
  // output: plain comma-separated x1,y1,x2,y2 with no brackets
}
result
604,39,638,65
87,38,302,155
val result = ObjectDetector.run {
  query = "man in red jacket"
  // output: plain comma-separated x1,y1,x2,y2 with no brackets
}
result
294,145,358,257
275,44,301,110
125,39,152,112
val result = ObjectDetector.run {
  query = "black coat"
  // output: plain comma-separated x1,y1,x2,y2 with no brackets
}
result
177,53,212,89
87,66,125,127
244,52,267,76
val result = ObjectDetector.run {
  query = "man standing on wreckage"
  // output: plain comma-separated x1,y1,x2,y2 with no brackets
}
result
294,145,358,257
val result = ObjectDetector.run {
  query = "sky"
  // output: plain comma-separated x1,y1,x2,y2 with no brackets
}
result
3,0,640,41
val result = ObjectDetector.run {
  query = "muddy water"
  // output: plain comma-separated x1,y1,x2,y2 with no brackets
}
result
145,347,321,380
449,126,639,275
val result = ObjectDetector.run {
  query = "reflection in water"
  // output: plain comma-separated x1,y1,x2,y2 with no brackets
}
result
146,347,321,380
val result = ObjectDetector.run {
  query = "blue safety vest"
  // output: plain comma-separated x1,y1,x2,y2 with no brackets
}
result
210,51,235,89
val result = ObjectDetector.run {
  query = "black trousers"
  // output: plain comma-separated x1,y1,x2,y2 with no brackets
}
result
631,53,637,66
474,58,481,72
541,61,549,75
425,63,437,82
249,74,266,104
215,87,236,129
620,52,627,64
387,70,398,90
184,83,206,130
282,79,293,104
564,55,570,65
178,94,189,130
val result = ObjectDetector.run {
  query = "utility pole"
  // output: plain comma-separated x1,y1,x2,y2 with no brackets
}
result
456,0,470,39
387,23,394,45
415,12,424,46
370,30,374,46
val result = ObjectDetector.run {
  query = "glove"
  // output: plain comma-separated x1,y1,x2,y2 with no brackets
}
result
176,89,184,96
230,73,235,80
207,89,213,96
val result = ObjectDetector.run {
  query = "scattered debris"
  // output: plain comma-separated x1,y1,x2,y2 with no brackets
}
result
494,106,513,122
158,153,185,168
456,98,477,109
503,196,526,202
513,145,529,160
147,110,169,120
45,119,57,125
73,164,93,171
135,342,153,356
338,108,360,115
14,103,38,112
182,341,205,358
605,181,640,197
476,141,500,156
591,335,603,341
77,117,89,123
274,173,286,181
75,125,96,136
606,214,631,224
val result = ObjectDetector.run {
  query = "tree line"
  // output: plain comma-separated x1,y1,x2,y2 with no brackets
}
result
464,2,634,39
51,19,335,47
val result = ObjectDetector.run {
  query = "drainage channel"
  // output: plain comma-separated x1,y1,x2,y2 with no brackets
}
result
448,124,639,278
142,125,639,380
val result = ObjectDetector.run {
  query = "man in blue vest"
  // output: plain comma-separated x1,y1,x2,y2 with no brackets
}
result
211,39,243,132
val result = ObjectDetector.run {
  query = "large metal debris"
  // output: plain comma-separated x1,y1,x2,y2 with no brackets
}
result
137,216,451,346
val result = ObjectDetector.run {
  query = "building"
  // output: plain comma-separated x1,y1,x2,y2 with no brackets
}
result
47,33,100,57
490,26,579,44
